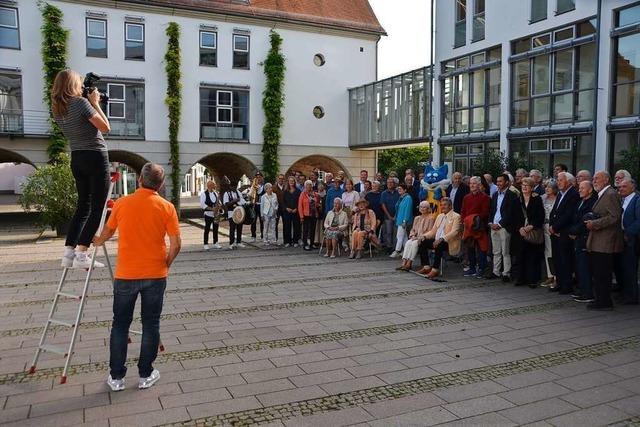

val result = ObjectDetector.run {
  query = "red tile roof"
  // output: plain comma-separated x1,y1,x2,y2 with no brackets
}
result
122,0,386,35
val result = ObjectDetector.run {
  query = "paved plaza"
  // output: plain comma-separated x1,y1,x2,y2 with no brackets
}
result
0,222,639,426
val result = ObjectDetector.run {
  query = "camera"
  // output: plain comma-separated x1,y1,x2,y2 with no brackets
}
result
82,72,109,103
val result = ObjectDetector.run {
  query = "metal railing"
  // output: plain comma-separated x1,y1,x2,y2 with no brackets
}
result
0,110,51,136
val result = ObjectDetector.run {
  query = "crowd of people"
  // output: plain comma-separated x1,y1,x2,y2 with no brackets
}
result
201,165,640,311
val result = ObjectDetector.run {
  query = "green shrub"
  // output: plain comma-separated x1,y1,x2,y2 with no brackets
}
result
19,153,77,231
619,144,640,183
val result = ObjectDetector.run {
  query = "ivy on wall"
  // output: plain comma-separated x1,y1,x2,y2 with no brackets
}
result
165,22,182,208
261,30,286,181
40,2,69,161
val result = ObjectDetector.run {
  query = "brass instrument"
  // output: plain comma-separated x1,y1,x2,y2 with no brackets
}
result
248,177,259,204
211,192,225,224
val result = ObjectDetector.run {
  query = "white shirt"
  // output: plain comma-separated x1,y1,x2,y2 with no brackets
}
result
200,190,218,218
597,185,611,199
493,190,506,225
489,183,498,197
449,185,458,203
435,215,447,240
223,190,245,219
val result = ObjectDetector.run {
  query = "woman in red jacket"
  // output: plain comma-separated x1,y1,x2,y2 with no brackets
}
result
298,180,321,251
460,176,491,278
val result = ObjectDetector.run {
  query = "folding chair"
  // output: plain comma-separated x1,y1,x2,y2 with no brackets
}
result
318,228,342,257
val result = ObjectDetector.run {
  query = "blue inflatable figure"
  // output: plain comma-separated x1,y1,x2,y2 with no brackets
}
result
420,164,450,216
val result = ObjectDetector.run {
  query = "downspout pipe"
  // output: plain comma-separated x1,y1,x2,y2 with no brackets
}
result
592,0,602,171
430,0,435,160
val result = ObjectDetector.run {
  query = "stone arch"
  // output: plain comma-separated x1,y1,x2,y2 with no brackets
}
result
286,154,351,180
191,152,258,187
108,150,150,174
0,148,36,167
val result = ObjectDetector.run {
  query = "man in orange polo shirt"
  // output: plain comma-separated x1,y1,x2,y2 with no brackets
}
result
94,163,181,391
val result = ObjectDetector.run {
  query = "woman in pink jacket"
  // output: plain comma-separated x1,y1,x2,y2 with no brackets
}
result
350,199,380,259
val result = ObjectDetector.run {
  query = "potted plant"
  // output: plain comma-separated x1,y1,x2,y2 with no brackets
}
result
19,153,77,236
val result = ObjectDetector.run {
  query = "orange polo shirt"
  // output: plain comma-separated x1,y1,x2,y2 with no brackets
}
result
106,188,180,279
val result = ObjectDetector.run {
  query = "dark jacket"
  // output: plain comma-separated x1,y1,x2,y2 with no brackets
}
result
567,193,597,250
489,189,520,234
549,186,580,235
446,183,469,214
533,184,545,196
622,192,640,247
519,194,545,229
282,188,301,212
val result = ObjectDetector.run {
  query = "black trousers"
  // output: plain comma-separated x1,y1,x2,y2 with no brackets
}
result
418,239,449,268
251,204,264,239
228,219,243,245
203,216,219,244
619,242,639,303
551,234,574,292
282,211,301,244
275,212,281,241
66,150,110,248
590,251,614,307
517,241,542,285
302,216,316,247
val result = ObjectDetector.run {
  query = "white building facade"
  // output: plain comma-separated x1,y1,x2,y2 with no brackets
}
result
433,0,639,176
0,0,385,195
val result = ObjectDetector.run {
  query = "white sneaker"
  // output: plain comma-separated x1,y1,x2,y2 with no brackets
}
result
61,253,75,268
212,243,222,249
138,369,160,389
293,243,299,248
107,375,125,392
203,244,210,251
229,244,235,250
249,237,257,243
73,254,105,269
389,251,401,259
264,241,270,246
236,242,246,248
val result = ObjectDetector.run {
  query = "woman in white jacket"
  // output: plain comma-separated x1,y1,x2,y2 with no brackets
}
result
323,198,349,257
260,183,279,245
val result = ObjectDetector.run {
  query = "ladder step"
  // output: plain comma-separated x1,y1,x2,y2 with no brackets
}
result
49,318,75,328
57,292,82,300
39,344,68,356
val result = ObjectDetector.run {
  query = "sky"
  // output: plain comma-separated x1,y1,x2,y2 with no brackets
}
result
369,0,432,79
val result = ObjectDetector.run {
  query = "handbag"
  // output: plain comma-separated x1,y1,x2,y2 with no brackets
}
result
521,201,544,245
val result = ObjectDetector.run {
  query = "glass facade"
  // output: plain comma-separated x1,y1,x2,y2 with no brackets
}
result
124,23,144,61
348,67,431,148
0,72,22,133
233,34,249,69
441,141,499,176
97,81,145,138
612,4,640,118
0,6,19,49
442,46,501,136
610,130,640,173
200,31,217,67
509,135,593,176
455,0,466,48
510,20,596,128
531,0,547,23
472,0,485,42
200,87,249,141
86,18,107,58
556,0,575,15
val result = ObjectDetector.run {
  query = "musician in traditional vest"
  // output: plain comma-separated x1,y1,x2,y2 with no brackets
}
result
200,180,222,250
222,179,247,249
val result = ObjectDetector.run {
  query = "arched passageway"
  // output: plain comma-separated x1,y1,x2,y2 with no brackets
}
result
108,150,150,198
0,148,36,195
285,154,351,180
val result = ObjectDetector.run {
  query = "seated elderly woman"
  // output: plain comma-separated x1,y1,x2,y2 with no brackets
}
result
323,197,349,258
396,201,435,271
350,199,380,259
417,197,462,278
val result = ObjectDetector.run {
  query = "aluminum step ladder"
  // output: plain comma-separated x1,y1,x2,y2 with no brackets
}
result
28,171,164,384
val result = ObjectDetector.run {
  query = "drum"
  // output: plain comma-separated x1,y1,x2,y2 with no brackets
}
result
232,206,246,225
243,203,256,225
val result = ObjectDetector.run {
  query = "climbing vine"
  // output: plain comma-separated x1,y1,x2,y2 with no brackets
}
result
40,1,69,161
261,30,286,181
165,22,182,208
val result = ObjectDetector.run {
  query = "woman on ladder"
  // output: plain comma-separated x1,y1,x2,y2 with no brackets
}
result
52,70,111,269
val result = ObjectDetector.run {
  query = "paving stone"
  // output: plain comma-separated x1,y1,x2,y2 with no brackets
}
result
319,376,386,395
444,394,515,418
434,380,509,403
607,395,640,415
283,407,373,426
109,407,191,427
179,373,246,393
186,396,263,419
546,404,632,427
256,385,327,407
560,384,635,409
228,378,295,398
498,398,580,424
0,406,30,424
242,365,306,383
556,370,623,391
368,406,458,427
499,381,572,406
85,397,164,421
289,369,355,387
436,412,517,426
495,369,561,389
160,387,232,408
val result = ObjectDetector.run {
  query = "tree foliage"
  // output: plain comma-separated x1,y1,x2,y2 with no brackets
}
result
619,144,640,182
377,146,432,177
39,2,69,161
261,30,286,182
165,22,182,209
472,150,538,178
20,153,77,230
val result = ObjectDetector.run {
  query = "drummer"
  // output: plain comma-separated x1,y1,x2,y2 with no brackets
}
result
200,180,221,250
222,178,247,249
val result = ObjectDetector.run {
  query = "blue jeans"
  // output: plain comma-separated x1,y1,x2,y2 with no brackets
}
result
110,278,166,379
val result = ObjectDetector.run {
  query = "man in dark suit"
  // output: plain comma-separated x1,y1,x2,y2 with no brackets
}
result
568,180,598,303
549,171,580,294
530,169,545,195
487,173,519,281
446,172,469,214
585,171,624,310
618,178,640,305
354,170,369,193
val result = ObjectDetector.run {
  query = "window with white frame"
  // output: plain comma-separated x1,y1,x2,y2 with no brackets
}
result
86,18,107,58
107,84,125,119
0,72,22,132
200,87,249,141
125,22,144,60
97,81,145,138
233,34,249,69
0,6,19,49
199,31,217,66
216,91,232,123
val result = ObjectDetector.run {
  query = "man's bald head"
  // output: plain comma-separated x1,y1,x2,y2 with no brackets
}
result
140,163,165,191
